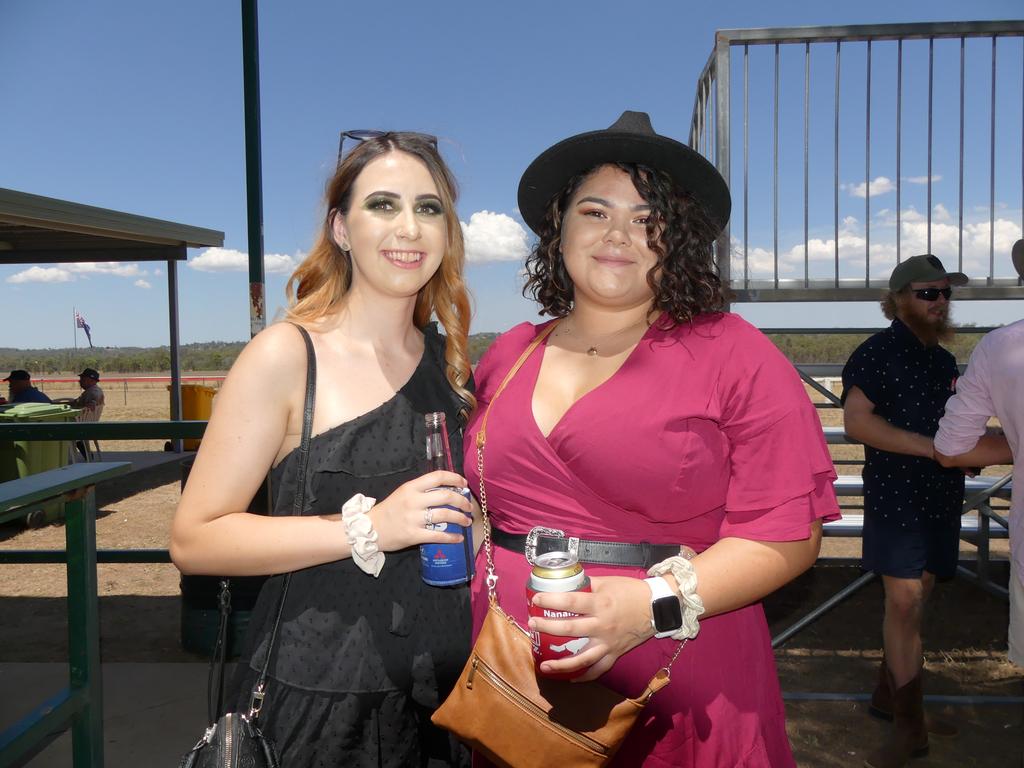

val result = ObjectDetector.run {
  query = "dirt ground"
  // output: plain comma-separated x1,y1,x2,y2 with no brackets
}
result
1,380,1020,766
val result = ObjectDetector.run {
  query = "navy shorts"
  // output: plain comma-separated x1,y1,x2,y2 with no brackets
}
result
861,506,961,581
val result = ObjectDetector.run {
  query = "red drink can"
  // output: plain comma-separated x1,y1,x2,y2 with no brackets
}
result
525,551,591,680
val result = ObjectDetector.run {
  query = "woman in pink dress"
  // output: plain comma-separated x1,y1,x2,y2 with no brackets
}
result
464,111,840,767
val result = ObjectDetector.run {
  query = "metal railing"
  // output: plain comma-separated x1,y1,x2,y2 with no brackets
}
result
690,21,1024,302
0,423,202,768
0,462,131,768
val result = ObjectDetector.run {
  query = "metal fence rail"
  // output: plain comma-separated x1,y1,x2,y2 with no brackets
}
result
690,21,1024,302
0,462,131,768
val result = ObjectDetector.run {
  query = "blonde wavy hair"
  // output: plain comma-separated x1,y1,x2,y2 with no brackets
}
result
285,133,475,418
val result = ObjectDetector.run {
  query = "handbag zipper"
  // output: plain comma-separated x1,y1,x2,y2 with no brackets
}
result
223,715,233,768
468,654,609,755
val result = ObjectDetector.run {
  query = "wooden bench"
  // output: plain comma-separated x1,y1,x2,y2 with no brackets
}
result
0,461,131,768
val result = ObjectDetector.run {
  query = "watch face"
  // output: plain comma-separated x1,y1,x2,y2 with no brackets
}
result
652,596,683,632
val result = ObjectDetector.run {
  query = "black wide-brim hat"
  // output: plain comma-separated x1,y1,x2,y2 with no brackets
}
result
517,110,731,236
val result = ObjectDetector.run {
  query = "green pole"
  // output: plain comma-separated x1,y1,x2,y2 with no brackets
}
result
242,0,266,339
239,0,275,593
66,490,103,766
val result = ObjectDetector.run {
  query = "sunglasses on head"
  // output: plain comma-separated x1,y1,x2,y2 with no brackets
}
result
337,130,439,166
912,286,952,301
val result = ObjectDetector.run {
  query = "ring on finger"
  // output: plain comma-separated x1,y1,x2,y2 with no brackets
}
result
423,507,435,527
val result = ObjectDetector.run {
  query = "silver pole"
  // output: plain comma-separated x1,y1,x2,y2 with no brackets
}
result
927,38,934,253
959,37,965,272
773,42,780,287
989,36,997,283
896,39,903,264
714,32,732,301
804,42,810,287
865,39,872,286
834,41,841,286
744,43,750,288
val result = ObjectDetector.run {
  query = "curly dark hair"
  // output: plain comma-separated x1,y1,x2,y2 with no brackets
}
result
522,162,726,325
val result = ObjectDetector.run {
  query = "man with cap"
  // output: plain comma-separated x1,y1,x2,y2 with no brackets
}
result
69,368,104,414
842,254,968,767
52,368,106,459
3,370,53,404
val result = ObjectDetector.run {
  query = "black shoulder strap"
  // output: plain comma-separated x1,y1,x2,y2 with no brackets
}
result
208,579,231,722
246,322,317,719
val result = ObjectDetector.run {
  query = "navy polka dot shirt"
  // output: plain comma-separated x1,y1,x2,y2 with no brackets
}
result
841,318,965,523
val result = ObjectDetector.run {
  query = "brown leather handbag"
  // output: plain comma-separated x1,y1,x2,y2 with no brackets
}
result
432,323,682,767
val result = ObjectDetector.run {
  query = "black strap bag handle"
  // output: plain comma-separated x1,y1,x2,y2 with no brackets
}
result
180,323,316,768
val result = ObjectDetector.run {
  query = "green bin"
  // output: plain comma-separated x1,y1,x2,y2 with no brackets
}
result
0,403,81,525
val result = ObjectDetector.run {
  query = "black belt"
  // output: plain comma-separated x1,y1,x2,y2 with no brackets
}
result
491,526,680,569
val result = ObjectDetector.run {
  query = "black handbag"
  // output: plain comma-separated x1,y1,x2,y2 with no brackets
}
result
179,324,317,768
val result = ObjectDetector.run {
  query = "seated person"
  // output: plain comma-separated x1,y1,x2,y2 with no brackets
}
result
53,368,105,458
70,368,105,413
54,368,105,413
4,370,53,404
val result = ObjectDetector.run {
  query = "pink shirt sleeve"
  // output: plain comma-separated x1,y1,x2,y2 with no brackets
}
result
717,323,840,541
934,338,993,456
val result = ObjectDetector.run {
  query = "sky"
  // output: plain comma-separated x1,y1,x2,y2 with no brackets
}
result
1,0,1022,349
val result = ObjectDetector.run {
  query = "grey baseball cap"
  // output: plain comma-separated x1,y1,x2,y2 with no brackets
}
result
889,254,968,291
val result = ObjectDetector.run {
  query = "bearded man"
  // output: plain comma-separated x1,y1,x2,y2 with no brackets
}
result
842,254,968,768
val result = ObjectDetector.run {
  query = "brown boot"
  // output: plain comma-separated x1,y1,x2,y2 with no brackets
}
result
869,657,894,721
868,658,959,738
864,673,929,768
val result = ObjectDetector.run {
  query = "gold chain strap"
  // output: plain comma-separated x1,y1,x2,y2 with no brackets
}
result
476,322,560,605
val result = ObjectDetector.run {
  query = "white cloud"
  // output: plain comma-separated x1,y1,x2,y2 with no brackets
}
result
462,211,530,263
735,208,1022,283
733,228,875,277
844,176,895,199
264,253,298,275
68,261,143,277
899,215,1022,271
933,203,950,222
189,247,297,275
6,266,73,284
134,279,152,289
153,267,163,276
4,261,152,285
904,175,942,185
189,248,247,272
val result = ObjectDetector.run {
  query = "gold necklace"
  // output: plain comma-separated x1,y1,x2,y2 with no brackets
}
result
558,316,649,357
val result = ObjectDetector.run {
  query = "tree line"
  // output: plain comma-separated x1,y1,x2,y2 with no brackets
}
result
0,341,243,376
0,329,982,376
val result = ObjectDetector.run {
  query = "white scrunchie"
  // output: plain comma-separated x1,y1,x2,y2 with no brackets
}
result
342,493,384,577
647,552,705,641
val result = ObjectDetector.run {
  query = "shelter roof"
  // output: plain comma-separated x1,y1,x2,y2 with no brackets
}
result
0,187,224,264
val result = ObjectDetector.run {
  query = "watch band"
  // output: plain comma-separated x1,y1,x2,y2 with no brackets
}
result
645,576,684,639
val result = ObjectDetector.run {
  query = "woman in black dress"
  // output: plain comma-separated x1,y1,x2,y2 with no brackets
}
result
171,132,478,767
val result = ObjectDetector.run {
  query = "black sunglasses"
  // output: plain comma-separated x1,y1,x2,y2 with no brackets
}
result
337,130,439,166
912,286,952,301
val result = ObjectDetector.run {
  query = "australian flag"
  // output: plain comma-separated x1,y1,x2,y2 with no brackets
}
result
75,311,93,348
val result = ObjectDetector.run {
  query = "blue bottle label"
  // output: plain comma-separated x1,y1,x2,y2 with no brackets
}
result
420,487,475,586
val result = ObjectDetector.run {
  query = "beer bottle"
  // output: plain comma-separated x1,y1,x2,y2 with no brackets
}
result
419,412,474,586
